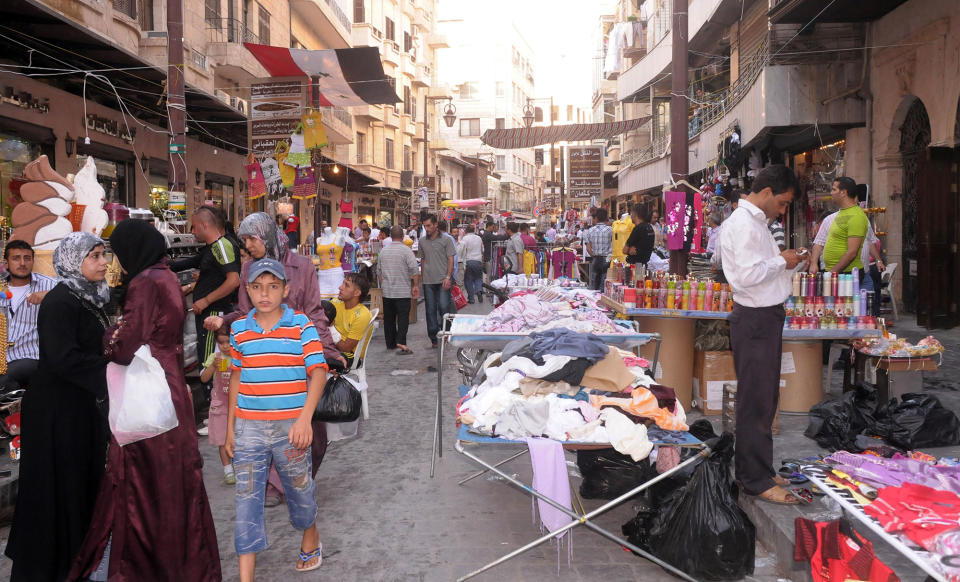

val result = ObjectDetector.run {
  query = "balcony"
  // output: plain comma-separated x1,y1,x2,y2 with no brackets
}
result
401,116,416,137
622,32,646,60
382,40,401,66
290,0,352,49
320,106,353,145
205,19,268,85
426,32,449,49
401,52,416,78
618,49,866,195
415,6,432,30
384,108,401,128
353,105,384,123
352,23,383,48
412,64,430,88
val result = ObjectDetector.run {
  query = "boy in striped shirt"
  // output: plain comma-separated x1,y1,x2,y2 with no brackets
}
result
225,258,328,578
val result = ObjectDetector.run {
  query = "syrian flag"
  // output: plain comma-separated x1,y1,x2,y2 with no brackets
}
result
244,43,400,107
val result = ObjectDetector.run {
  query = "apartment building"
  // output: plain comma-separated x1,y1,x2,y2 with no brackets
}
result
435,5,536,217
602,0,959,327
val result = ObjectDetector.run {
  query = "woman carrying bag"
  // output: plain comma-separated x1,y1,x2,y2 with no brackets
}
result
5,233,112,581
70,220,221,581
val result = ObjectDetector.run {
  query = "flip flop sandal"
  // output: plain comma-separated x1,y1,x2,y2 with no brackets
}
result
777,467,809,484
792,488,814,504
296,546,322,572
398,348,414,355
757,486,800,506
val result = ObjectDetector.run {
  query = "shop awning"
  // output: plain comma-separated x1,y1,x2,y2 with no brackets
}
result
244,44,400,107
480,117,651,149
314,154,378,190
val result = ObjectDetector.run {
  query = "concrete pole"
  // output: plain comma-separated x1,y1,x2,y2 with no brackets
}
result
167,0,187,195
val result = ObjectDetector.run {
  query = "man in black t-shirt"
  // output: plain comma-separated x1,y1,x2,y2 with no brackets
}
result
481,222,507,283
172,206,241,369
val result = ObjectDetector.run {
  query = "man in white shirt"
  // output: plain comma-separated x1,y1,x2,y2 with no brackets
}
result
458,224,484,303
720,165,806,506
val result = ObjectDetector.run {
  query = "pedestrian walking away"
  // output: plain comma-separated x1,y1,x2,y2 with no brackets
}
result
583,208,613,291
458,224,484,303
378,225,420,354
719,164,807,506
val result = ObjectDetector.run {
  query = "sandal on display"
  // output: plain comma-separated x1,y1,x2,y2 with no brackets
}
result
756,486,800,505
777,467,810,484
296,546,323,572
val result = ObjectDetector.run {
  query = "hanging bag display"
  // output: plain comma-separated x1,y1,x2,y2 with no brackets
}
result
245,154,267,200
292,166,316,200
302,110,329,150
275,140,296,188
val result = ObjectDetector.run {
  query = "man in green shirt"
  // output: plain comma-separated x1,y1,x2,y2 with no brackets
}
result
823,177,869,274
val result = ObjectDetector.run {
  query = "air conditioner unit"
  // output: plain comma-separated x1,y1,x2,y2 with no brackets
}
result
214,89,230,104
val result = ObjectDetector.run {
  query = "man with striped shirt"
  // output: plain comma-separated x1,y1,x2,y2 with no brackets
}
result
583,208,613,291
226,258,327,575
0,240,56,392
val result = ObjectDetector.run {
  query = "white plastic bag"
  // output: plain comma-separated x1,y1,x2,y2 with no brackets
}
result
106,345,179,446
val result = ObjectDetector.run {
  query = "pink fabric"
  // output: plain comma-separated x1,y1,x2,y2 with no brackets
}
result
692,192,704,253
664,191,688,250
525,437,572,539
207,358,230,447
623,356,651,368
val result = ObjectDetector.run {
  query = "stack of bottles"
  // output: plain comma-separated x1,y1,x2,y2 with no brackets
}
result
607,274,734,313
785,269,877,330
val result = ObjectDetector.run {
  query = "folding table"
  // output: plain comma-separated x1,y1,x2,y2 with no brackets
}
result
800,463,948,581
452,392,705,581
430,312,663,477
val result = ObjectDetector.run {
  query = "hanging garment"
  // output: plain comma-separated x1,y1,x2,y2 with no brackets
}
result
301,111,329,150
550,249,577,279
292,167,316,200
522,250,536,275
794,518,900,582
665,190,689,251
284,133,312,168
612,216,634,262
245,155,267,200
691,192,704,253
340,242,357,273
275,141,296,188
339,199,354,229
316,242,344,299
525,438,573,540
259,156,283,194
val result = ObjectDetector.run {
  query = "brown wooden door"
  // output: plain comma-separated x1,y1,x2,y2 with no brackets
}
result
916,147,960,329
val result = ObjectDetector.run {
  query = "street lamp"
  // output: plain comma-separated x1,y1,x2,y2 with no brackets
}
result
64,132,75,158
522,99,536,129
422,95,455,218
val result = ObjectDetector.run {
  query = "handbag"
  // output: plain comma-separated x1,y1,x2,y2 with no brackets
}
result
313,374,362,422
106,345,179,446
451,284,468,310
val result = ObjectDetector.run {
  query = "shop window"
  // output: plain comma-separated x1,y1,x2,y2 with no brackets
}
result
357,206,376,224
0,135,47,213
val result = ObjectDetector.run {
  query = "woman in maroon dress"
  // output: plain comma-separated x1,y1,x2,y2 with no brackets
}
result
70,219,221,581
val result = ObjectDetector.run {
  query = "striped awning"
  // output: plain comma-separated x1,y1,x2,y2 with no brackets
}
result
480,117,651,149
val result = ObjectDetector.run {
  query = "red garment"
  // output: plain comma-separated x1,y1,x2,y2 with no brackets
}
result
71,264,221,581
285,214,300,233
794,518,899,582
864,483,960,549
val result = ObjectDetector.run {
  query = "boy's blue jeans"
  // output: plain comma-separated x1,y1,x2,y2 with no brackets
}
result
234,418,318,554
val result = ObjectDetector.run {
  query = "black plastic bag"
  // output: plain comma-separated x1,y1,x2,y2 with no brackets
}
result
873,393,960,449
645,433,756,581
576,448,657,499
621,500,658,551
804,383,878,451
313,375,362,423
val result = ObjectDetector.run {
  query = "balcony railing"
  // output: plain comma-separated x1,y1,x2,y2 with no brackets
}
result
325,0,352,31
322,106,353,129
206,18,260,44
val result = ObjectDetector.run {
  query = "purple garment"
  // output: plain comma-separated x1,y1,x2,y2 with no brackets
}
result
826,451,960,495
525,437,572,539
340,242,356,272
550,250,576,278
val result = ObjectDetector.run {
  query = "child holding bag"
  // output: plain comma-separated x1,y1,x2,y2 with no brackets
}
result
200,327,235,484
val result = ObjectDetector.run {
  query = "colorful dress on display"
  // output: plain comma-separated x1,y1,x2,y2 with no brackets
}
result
316,241,345,299
339,199,354,229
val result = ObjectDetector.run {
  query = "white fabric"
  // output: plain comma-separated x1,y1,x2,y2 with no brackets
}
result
814,211,878,268
317,266,344,298
458,233,483,262
8,284,29,312
719,199,793,308
600,408,653,461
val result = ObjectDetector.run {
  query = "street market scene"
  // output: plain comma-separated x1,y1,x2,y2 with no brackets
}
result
0,0,959,580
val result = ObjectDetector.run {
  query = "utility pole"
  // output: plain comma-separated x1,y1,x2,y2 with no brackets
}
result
422,95,452,218
167,0,187,196
669,0,690,275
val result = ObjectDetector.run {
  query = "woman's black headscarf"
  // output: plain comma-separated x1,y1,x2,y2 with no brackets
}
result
110,219,168,284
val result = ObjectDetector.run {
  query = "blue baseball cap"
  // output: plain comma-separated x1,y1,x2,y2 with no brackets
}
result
247,258,286,282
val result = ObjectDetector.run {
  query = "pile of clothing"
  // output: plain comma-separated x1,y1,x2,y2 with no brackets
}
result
457,329,686,461
474,288,627,334
801,450,960,581
489,274,585,290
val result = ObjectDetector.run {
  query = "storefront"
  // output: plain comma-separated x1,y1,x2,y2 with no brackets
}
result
0,119,55,215
378,196,395,228
790,139,848,249
356,194,378,226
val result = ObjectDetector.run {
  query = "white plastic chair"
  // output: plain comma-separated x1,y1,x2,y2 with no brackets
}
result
343,308,379,420
880,263,899,321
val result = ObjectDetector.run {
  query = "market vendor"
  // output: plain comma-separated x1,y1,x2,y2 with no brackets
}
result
719,164,806,506
331,273,373,367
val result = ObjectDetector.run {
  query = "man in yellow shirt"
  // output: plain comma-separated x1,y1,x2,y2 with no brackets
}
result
822,177,869,274
332,272,373,366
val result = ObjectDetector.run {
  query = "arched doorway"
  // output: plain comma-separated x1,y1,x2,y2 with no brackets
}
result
898,98,930,314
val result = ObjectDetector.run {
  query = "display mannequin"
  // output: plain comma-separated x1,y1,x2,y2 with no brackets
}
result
612,212,635,263
316,226,347,298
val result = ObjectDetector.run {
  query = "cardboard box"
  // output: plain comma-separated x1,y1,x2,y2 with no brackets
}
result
778,341,824,412
693,350,737,415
